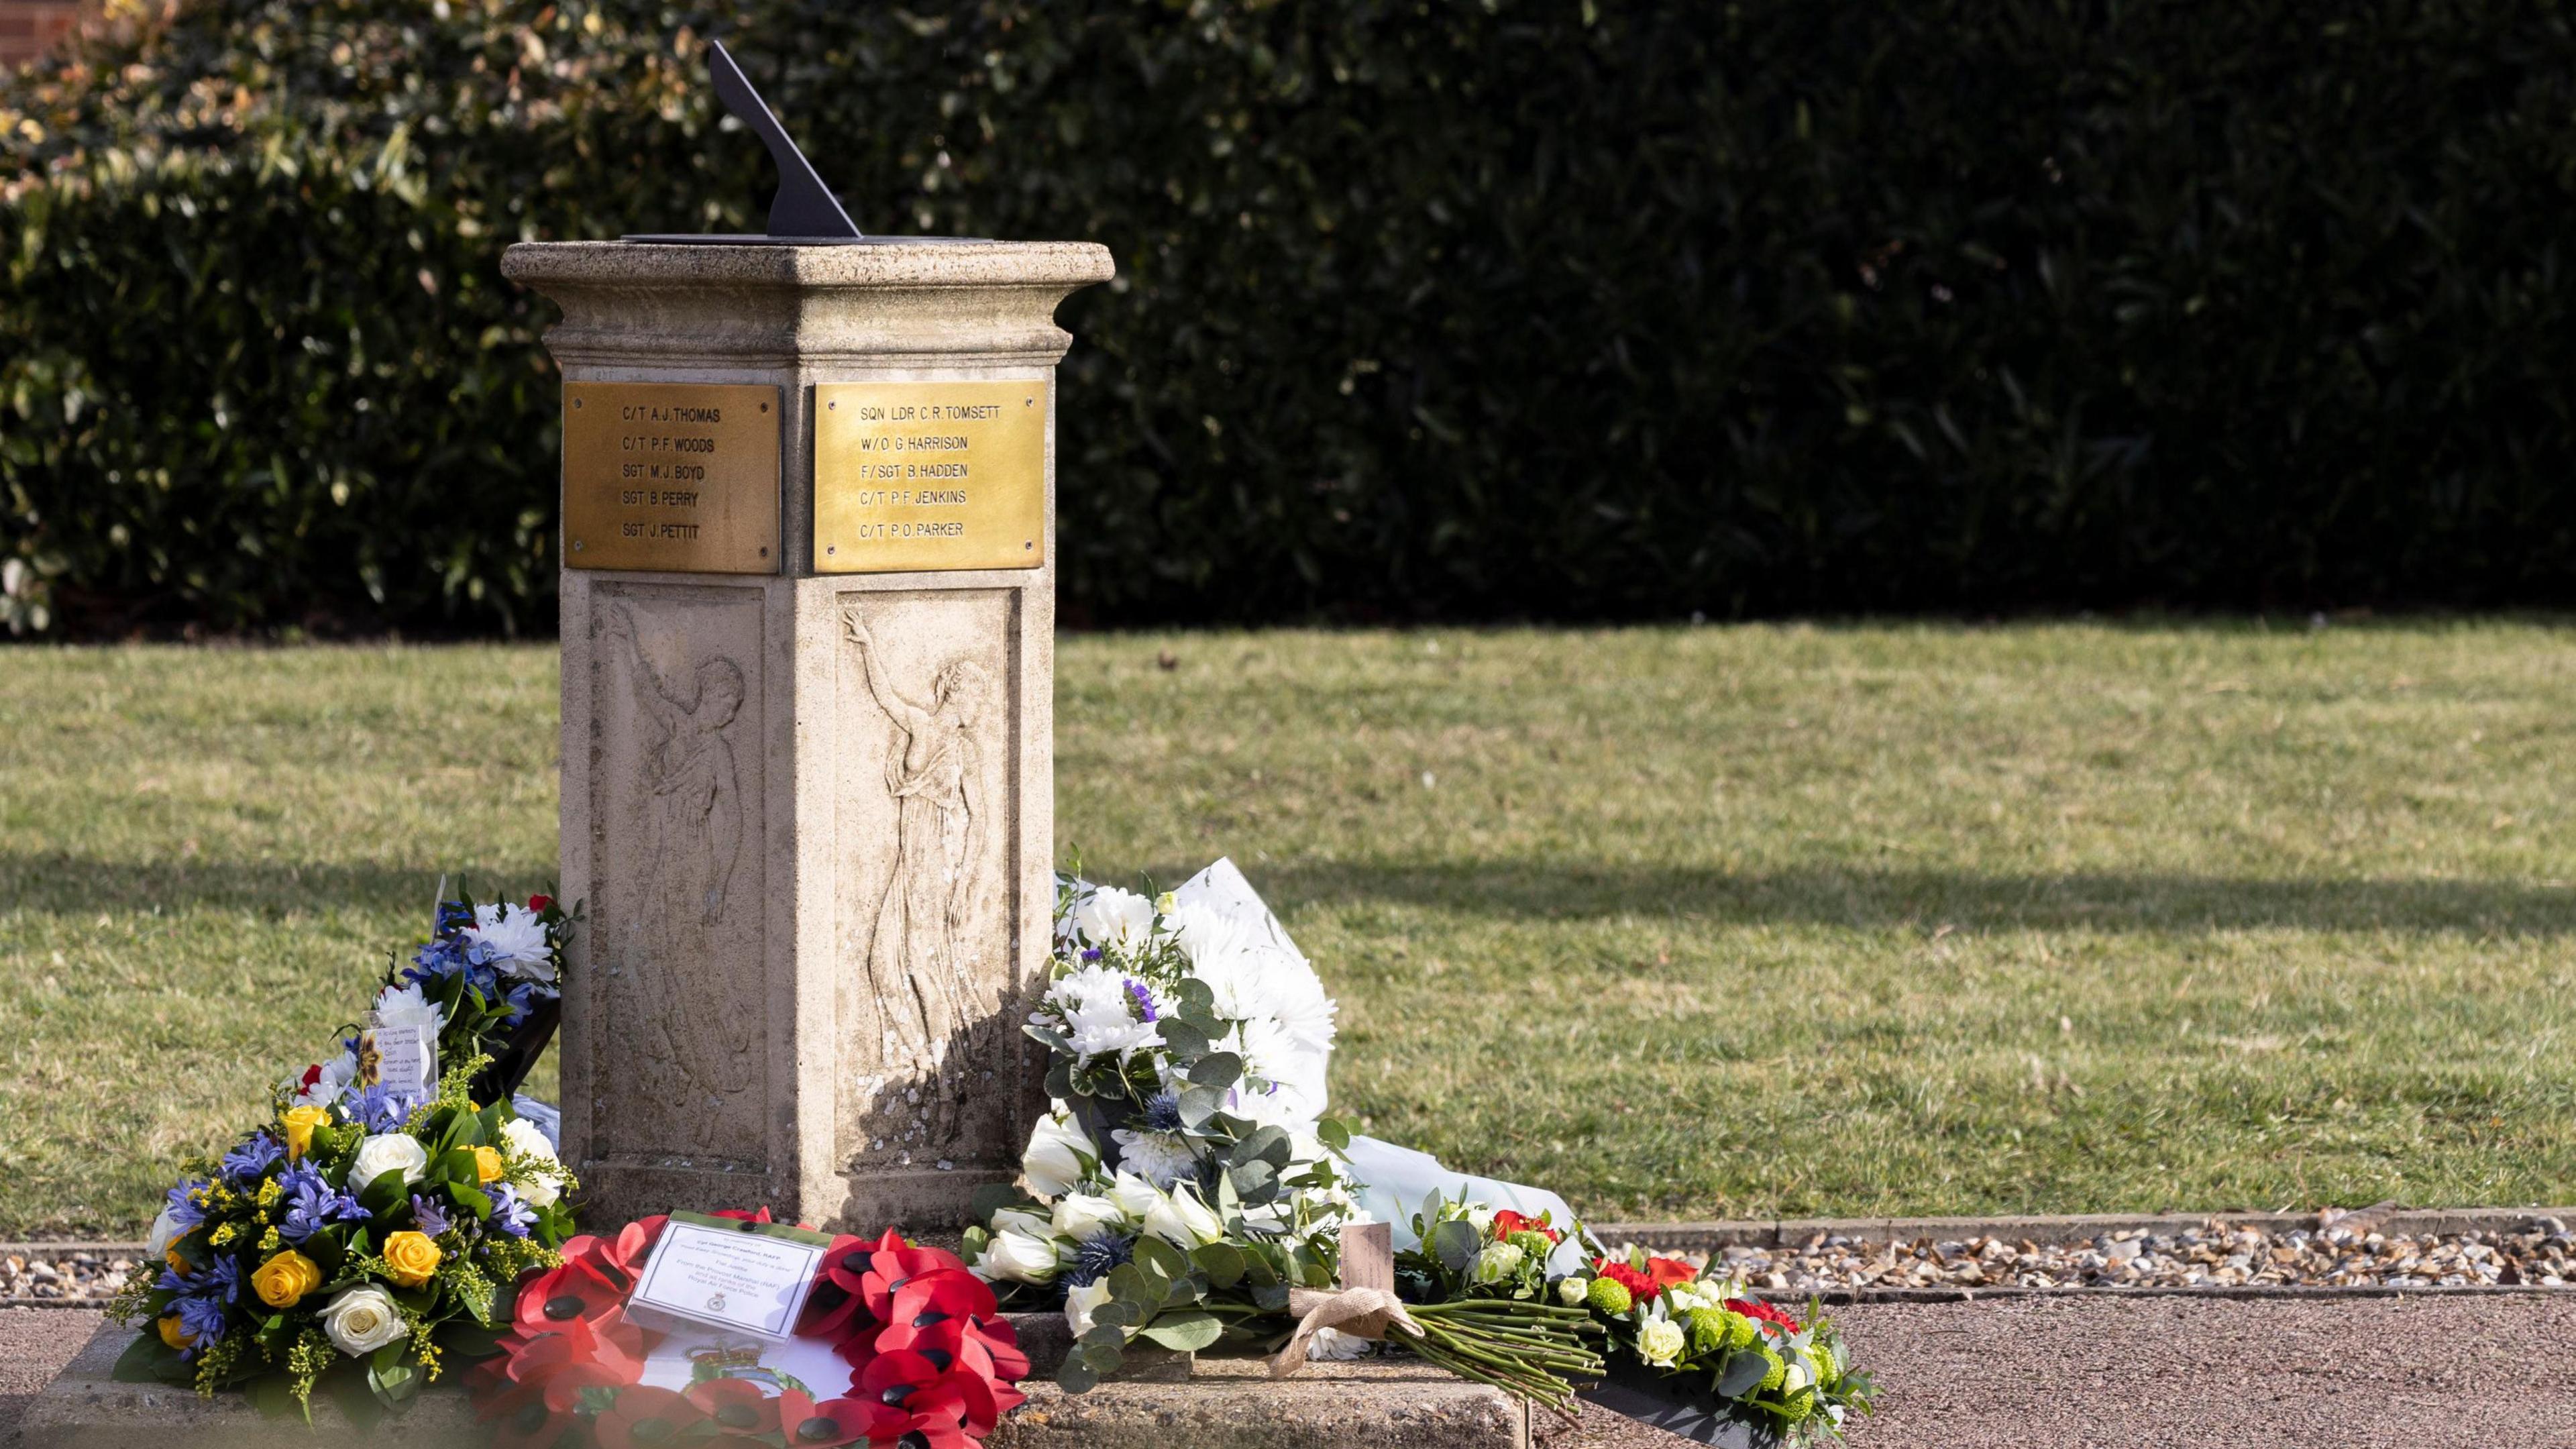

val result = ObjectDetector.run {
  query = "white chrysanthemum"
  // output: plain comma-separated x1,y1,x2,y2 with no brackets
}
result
372,981,447,1037
284,1052,358,1108
1068,886,1157,955
1110,1127,1201,1189
1218,1017,1330,1128
467,903,555,979
1041,966,1163,1060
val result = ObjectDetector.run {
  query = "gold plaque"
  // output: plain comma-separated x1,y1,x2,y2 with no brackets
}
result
561,382,782,574
813,380,1047,574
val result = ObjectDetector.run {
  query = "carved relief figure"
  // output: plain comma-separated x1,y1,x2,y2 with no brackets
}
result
600,603,757,1115
841,604,994,1104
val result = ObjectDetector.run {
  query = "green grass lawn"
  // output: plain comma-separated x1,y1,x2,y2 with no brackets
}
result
5,623,2575,1236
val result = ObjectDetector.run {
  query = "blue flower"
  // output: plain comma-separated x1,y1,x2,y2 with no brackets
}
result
409,1193,451,1238
435,900,474,934
219,1132,282,1187
163,1180,207,1232
278,1163,370,1242
159,1255,239,1303
1064,1232,1135,1288
172,1292,231,1356
346,1085,415,1134
485,1183,537,1239
1142,1090,1187,1132
1124,978,1161,1023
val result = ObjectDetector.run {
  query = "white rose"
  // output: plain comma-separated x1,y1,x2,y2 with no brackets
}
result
1466,1205,1497,1233
1664,1283,1709,1314
518,1172,561,1209
1070,887,1156,954
146,1204,183,1257
1108,1171,1167,1220
345,1133,429,1192
973,1228,1061,1285
1781,1354,1816,1394
1063,1279,1112,1338
1142,1183,1226,1249
1638,1318,1686,1367
1470,1241,1526,1285
1556,1277,1589,1307
371,982,448,1038
319,1285,411,1356
990,1207,1053,1240
1052,1192,1123,1240
1021,1108,1095,1199
500,1117,557,1163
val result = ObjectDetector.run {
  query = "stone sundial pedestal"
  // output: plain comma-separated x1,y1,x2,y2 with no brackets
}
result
498,236,1108,1231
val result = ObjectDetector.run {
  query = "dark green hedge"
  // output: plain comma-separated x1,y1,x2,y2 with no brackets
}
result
8,1,2576,633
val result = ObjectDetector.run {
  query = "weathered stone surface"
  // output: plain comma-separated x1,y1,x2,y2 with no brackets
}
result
19,1323,1525,1449
504,240,1111,1232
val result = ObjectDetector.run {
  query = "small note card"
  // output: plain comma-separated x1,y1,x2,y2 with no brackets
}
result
358,1022,437,1098
627,1213,832,1342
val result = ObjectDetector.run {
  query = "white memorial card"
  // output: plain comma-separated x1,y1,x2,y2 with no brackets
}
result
627,1216,829,1342
358,1022,437,1097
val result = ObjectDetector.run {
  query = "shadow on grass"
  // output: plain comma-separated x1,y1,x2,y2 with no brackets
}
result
0,853,553,918
1155,861,2576,936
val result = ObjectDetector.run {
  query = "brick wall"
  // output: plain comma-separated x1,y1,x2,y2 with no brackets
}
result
0,0,95,69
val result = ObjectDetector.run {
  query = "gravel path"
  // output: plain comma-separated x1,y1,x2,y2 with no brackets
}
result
15,1295,2576,1447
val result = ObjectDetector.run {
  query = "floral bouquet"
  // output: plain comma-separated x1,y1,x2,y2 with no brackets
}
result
975,867,1604,1407
1558,1247,1874,1444
110,1060,578,1417
474,1210,1028,1448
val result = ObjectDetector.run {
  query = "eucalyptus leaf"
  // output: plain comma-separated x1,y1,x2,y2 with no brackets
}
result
1090,1298,1136,1328
1078,1338,1125,1373
1138,1311,1222,1352
1131,1235,1189,1281
1432,1218,1482,1275
1157,1020,1210,1058
1228,1160,1278,1205
1717,1348,1772,1398
1057,1356,1099,1395
1185,1052,1242,1088
1191,1241,1247,1288
967,1183,1024,1223
1081,1323,1127,1350
1177,1085,1225,1125
1314,1118,1352,1152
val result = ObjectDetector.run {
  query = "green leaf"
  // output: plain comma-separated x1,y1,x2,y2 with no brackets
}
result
1314,1118,1352,1152
1191,1241,1246,1288
1077,1338,1124,1373
356,1167,409,1218
967,1183,1025,1224
1057,1356,1099,1395
1104,1263,1157,1305
1080,1323,1126,1352
1138,1311,1222,1352
1432,1219,1481,1275
1226,1125,1289,1169
1044,1059,1075,1099
1717,1348,1771,1398
449,1183,493,1220
1157,1020,1210,1058
1185,1052,1241,1088
109,1330,186,1385
1130,1234,1189,1281
1250,1281,1291,1311
433,1148,481,1186
1089,1298,1136,1329
1177,1085,1225,1126
1228,1160,1278,1205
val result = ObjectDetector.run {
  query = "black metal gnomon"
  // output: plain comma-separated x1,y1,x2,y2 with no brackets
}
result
625,39,869,246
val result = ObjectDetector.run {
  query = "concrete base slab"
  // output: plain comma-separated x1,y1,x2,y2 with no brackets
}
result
18,1320,1526,1449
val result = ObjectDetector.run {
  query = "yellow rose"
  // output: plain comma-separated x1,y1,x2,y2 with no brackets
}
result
251,1250,323,1308
156,1315,193,1351
280,1105,330,1161
381,1230,443,1287
472,1146,505,1184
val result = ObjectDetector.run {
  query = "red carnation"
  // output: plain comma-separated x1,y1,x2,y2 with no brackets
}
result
1725,1297,1801,1334
1593,1258,1662,1303
527,894,552,912
299,1064,323,1089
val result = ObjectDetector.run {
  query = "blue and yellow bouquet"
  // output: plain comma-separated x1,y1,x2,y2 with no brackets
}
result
111,1063,577,1415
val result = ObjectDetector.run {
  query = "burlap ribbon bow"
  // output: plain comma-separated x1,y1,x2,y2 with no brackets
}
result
1267,1283,1424,1377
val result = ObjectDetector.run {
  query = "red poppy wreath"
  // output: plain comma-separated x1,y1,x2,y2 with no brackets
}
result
472,1209,1029,1449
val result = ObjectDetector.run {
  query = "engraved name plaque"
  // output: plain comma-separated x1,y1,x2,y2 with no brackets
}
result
562,382,782,574
813,380,1048,574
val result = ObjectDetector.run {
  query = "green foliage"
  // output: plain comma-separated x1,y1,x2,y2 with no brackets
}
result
11,3,2576,633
